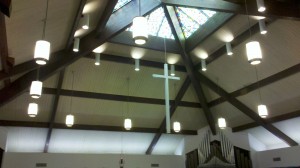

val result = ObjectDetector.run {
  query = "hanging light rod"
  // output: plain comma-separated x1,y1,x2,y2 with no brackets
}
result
259,19,267,35
73,38,80,52
34,0,51,65
226,42,233,56
95,53,100,66
201,59,207,71
132,0,148,45
82,14,90,30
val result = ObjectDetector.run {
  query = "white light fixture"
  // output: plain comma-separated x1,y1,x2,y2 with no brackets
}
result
73,38,80,52
135,59,140,71
173,121,181,133
170,64,175,76
28,103,38,117
246,41,262,65
201,59,207,71
258,104,268,118
226,42,233,56
30,81,43,99
259,20,267,35
34,40,51,65
34,0,51,65
218,117,226,129
82,14,89,30
132,16,148,45
124,118,132,130
256,0,266,12
66,114,74,127
95,53,100,66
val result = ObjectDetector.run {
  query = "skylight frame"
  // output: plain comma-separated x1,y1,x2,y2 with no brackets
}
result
113,0,133,12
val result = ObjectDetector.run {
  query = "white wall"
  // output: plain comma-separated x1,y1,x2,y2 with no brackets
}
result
0,127,7,150
256,146,300,167
2,153,185,168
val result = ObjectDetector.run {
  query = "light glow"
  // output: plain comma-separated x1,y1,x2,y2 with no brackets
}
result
66,114,74,127
258,104,268,118
34,40,50,65
124,118,132,130
28,103,38,117
246,41,262,65
173,121,181,133
218,118,226,129
30,81,43,99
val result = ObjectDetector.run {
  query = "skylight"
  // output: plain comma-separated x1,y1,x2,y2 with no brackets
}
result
113,0,132,12
127,7,174,39
175,7,217,38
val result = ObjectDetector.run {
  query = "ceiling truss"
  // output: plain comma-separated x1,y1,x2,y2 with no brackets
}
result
0,0,299,154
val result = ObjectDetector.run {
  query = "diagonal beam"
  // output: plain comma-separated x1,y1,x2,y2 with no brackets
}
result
0,0,161,108
42,87,201,108
208,63,300,107
232,110,300,132
0,12,11,86
43,0,87,153
163,5,216,135
145,77,191,154
0,120,197,135
43,69,65,153
0,0,11,17
195,71,298,146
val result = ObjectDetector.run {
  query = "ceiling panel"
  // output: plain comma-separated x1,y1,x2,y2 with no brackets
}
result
152,134,184,155
6,0,81,65
173,107,207,130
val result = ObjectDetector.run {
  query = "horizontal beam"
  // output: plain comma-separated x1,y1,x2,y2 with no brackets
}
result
109,31,181,54
232,110,300,132
43,88,201,108
0,120,197,135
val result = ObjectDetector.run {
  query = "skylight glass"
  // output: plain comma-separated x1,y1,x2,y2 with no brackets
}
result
127,7,174,39
175,7,217,38
113,0,132,12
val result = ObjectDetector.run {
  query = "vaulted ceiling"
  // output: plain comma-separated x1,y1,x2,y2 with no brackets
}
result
0,0,299,155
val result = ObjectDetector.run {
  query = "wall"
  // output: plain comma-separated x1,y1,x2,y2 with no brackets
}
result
2,152,185,168
256,145,300,167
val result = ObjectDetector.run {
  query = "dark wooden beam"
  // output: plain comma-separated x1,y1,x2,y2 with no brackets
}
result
232,110,300,132
0,120,197,135
0,0,161,108
162,0,300,20
208,63,300,107
163,5,216,135
109,31,181,54
43,0,88,153
43,87,201,108
195,71,298,146
84,53,186,72
146,77,191,154
0,0,11,17
65,0,87,49
44,69,65,153
186,13,235,52
194,19,274,70
0,12,11,86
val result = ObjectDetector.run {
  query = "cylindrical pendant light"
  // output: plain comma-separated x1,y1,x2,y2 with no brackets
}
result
82,14,90,30
30,81,43,99
218,117,226,129
226,42,233,56
95,53,100,66
256,0,266,12
135,59,140,71
246,41,262,65
28,103,38,117
34,40,51,65
124,118,132,130
201,59,207,71
66,114,74,127
73,38,80,52
259,20,267,35
173,121,181,133
132,16,148,45
170,64,175,76
258,104,268,118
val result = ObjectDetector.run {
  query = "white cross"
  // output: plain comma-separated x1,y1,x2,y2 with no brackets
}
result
153,63,180,133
